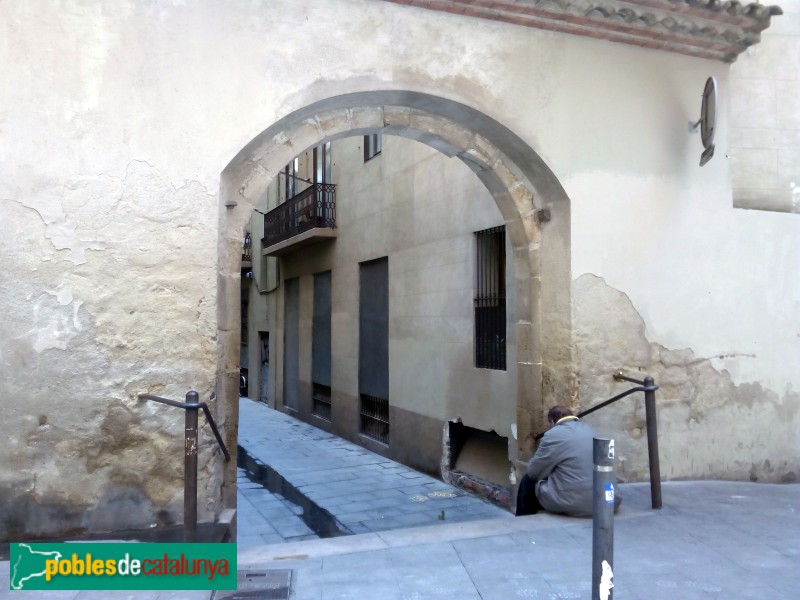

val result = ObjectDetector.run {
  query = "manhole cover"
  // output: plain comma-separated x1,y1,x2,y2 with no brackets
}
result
212,569,292,600
428,491,457,499
410,495,429,502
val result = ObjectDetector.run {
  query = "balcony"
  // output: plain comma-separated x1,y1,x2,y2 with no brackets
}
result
262,183,337,256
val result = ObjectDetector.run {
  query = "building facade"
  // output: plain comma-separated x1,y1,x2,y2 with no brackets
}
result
1,0,797,540
242,134,520,500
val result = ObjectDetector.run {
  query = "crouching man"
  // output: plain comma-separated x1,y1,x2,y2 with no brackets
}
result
516,406,620,517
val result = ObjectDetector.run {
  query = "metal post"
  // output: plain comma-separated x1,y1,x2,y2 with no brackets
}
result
184,390,199,542
592,438,615,600
644,376,662,509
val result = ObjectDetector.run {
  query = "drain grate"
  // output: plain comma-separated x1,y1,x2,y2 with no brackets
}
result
211,569,292,600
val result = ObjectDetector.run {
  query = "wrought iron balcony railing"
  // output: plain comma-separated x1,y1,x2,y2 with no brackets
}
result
262,182,336,249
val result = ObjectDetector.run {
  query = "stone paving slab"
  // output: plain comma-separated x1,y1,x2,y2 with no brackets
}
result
236,398,511,539
238,480,799,600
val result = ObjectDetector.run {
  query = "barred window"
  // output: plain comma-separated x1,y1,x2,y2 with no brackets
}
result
312,384,332,422
474,226,506,370
360,394,389,445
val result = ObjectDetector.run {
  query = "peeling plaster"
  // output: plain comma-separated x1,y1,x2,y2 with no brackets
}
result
16,291,84,353
46,285,74,306
9,158,218,268
0,252,217,540
15,197,105,265
573,274,800,484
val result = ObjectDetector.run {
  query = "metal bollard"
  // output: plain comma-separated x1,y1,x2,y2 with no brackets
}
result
184,390,199,543
644,376,662,509
592,437,615,600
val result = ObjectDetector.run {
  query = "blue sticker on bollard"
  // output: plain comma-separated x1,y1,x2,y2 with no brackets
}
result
604,483,615,503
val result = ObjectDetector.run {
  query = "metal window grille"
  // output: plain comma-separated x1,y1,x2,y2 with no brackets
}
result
360,394,389,444
312,383,332,422
474,226,506,370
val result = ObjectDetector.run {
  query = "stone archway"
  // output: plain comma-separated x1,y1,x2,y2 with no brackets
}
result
216,91,572,507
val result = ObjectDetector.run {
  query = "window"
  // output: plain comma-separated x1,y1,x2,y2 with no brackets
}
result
312,271,332,421
360,394,389,444
474,226,506,370
283,277,300,411
241,281,249,347
314,142,331,184
260,332,269,366
313,384,332,422
282,158,299,199
359,257,389,443
258,332,269,404
364,134,382,162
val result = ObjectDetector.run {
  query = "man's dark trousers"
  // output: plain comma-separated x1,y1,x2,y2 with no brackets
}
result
516,474,543,516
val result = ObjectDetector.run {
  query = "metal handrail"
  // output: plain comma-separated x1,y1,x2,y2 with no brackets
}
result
534,379,658,441
612,372,653,386
139,390,231,541
139,393,231,461
577,383,657,420
533,372,662,509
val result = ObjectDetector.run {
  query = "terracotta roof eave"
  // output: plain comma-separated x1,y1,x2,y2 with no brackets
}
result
491,10,745,61
381,0,783,62
622,0,782,29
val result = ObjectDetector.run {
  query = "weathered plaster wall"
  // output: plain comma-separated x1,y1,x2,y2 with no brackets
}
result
2,0,797,538
0,163,221,538
565,54,800,483
559,12,800,483
573,275,799,483
1,2,231,539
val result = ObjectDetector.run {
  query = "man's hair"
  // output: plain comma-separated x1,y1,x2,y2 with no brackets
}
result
548,405,574,424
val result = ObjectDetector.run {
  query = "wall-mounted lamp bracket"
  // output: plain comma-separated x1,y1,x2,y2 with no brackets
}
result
693,76,717,167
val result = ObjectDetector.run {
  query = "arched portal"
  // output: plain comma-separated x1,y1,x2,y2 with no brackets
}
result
216,91,572,507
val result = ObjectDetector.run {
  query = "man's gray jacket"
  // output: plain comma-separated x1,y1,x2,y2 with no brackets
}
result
527,417,596,517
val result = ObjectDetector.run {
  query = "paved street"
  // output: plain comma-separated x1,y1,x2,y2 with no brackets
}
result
234,402,800,598
2,397,798,599
235,397,510,547
239,477,800,600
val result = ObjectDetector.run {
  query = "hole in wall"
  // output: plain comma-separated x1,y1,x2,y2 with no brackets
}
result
444,420,512,508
